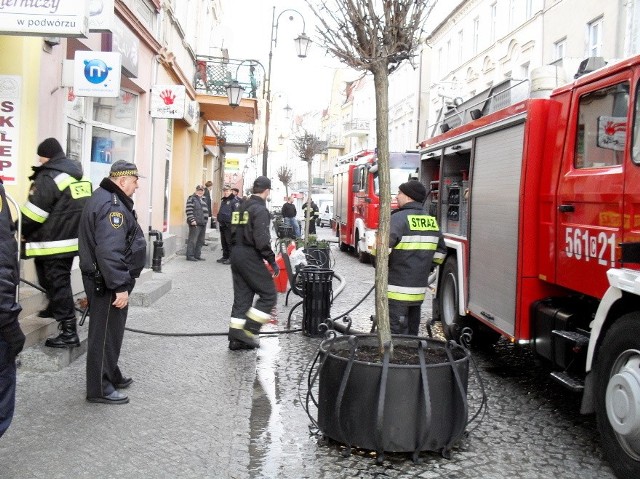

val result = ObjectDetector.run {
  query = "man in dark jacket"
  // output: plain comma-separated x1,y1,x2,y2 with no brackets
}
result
185,185,210,261
227,176,279,350
216,185,240,264
0,179,25,438
20,138,91,348
281,196,300,238
79,161,147,405
388,180,446,335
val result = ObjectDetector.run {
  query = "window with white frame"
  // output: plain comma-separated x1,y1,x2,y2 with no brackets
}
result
473,17,480,54
446,39,452,73
509,0,516,29
525,0,533,20
554,38,567,61
437,47,443,78
587,17,603,57
490,3,497,43
458,30,464,63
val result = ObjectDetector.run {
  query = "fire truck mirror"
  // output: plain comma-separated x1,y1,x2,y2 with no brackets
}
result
369,163,378,173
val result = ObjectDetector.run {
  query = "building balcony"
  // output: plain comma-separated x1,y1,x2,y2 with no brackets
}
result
194,55,262,124
325,133,344,149
343,119,370,137
220,122,253,154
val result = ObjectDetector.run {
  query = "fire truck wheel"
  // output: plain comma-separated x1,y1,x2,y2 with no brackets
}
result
439,256,464,343
595,313,640,479
439,256,499,348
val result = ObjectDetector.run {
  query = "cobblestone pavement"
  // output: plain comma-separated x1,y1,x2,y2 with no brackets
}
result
0,227,618,478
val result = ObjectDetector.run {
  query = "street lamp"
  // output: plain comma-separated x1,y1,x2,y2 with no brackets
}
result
262,7,310,177
225,59,266,108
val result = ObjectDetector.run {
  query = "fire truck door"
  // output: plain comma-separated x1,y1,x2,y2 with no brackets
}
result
555,79,629,298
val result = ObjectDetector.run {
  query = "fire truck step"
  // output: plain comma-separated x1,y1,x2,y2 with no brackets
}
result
549,371,585,392
551,329,590,347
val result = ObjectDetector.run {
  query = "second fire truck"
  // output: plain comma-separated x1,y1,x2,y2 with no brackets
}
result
332,149,419,262
420,55,640,479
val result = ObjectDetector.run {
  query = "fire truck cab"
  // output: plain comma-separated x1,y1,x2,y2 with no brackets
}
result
333,149,419,262
419,55,640,478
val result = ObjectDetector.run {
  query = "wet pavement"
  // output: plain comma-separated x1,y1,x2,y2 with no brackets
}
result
0,226,618,478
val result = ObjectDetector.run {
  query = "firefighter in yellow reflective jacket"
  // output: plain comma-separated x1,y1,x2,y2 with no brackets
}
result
388,180,446,335
20,138,91,348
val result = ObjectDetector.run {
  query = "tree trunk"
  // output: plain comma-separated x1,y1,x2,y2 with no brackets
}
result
372,65,392,355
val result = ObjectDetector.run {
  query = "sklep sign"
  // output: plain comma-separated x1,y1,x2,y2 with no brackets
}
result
0,0,89,37
73,50,122,97
0,75,21,185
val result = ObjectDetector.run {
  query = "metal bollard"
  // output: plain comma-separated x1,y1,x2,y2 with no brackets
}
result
148,229,164,272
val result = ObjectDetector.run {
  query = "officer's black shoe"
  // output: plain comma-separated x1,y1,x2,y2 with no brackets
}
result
216,257,227,263
228,339,256,351
87,390,129,405
37,307,52,318
115,377,133,389
186,257,198,261
45,319,80,348
195,257,205,261
222,259,232,265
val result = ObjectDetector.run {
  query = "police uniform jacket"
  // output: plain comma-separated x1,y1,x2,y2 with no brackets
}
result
232,195,276,265
0,180,22,331
78,178,147,294
217,194,240,224
20,153,91,258
388,201,447,305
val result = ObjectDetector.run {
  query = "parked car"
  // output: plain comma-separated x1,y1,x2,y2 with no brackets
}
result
317,202,333,227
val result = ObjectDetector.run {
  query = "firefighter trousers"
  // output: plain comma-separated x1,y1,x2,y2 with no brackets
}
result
35,257,76,321
0,338,16,439
389,300,422,335
229,245,277,321
83,277,131,398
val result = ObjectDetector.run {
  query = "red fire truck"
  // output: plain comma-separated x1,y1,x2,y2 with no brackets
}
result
333,149,419,262
420,55,640,478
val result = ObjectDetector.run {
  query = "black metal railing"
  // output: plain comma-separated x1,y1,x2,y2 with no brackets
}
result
195,55,265,99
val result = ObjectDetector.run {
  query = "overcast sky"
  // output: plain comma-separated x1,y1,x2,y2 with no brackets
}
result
219,0,347,114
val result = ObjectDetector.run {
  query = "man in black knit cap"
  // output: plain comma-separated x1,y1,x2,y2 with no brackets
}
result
387,180,446,335
20,138,91,348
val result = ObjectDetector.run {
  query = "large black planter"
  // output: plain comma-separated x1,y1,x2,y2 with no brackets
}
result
315,334,470,460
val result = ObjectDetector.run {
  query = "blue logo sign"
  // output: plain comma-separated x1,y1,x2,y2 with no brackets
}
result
83,59,112,85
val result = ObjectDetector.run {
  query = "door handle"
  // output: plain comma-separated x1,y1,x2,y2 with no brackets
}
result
558,204,575,213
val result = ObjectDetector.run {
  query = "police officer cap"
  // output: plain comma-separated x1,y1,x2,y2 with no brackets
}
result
37,137,64,158
223,184,231,190
109,160,145,178
253,176,271,191
195,184,205,191
399,180,427,203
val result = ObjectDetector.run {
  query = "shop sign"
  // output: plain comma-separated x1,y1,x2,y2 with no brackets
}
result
225,158,240,170
150,85,186,119
0,75,20,185
89,0,115,32
0,0,88,37
73,50,122,97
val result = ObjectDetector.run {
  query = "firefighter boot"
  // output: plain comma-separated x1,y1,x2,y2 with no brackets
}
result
45,318,80,348
390,315,409,335
228,307,271,350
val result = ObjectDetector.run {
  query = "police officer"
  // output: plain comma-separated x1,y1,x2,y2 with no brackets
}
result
216,185,240,264
227,176,279,351
0,179,25,438
21,138,91,348
388,180,446,335
79,161,146,404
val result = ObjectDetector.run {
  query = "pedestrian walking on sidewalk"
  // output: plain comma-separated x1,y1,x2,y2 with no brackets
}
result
79,161,147,405
20,137,92,349
216,185,240,264
388,180,446,335
185,185,209,261
281,196,300,238
227,176,279,350
0,179,25,438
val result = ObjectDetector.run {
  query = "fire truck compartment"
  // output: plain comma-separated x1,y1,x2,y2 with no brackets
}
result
467,123,525,337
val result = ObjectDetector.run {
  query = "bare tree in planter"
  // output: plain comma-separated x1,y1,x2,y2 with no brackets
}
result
277,165,294,198
292,130,324,248
304,0,436,354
